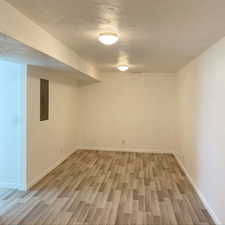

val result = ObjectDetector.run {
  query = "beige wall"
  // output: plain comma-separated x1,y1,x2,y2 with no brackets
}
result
78,73,177,153
27,66,79,186
177,37,225,224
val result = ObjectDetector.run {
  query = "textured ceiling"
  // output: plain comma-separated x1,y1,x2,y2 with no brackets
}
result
0,33,98,82
6,0,225,73
0,33,74,72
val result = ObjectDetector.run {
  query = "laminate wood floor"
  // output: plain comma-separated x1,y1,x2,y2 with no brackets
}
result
0,150,214,225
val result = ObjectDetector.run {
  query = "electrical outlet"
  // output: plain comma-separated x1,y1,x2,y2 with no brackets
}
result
121,139,126,145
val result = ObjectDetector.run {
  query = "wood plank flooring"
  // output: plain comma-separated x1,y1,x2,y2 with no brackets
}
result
0,150,215,225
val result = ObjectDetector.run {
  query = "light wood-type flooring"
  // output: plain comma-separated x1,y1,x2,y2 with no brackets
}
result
0,150,215,225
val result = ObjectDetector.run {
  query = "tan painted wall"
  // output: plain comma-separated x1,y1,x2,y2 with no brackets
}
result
177,37,225,224
27,66,79,186
78,73,177,153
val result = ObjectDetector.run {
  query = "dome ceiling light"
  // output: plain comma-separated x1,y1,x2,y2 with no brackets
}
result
98,33,119,45
118,65,129,72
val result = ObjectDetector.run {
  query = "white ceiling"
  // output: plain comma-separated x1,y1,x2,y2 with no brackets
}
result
0,33,98,82
0,33,74,72
5,0,225,73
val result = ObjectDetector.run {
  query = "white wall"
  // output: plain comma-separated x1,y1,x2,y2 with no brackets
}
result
177,36,225,224
27,66,79,187
0,60,26,189
78,73,177,153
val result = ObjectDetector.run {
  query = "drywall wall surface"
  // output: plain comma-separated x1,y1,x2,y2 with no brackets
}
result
27,65,79,186
177,36,225,224
0,60,26,189
78,73,177,153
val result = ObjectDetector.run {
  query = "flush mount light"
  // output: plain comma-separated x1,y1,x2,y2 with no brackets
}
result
118,65,129,72
98,33,119,45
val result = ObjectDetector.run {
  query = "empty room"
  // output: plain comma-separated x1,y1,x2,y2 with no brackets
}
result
0,0,224,224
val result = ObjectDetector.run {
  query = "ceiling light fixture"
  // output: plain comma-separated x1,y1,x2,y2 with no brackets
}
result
118,65,129,72
98,33,119,45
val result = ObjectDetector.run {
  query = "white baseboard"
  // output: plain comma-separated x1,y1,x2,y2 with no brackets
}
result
174,154,221,225
0,182,18,189
0,181,28,191
17,184,28,191
78,146,172,154
28,149,77,189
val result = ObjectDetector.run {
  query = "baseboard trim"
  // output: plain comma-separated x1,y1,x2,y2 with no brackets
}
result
0,182,18,189
174,154,221,225
17,184,28,191
28,149,77,189
78,146,172,154
0,182,28,191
